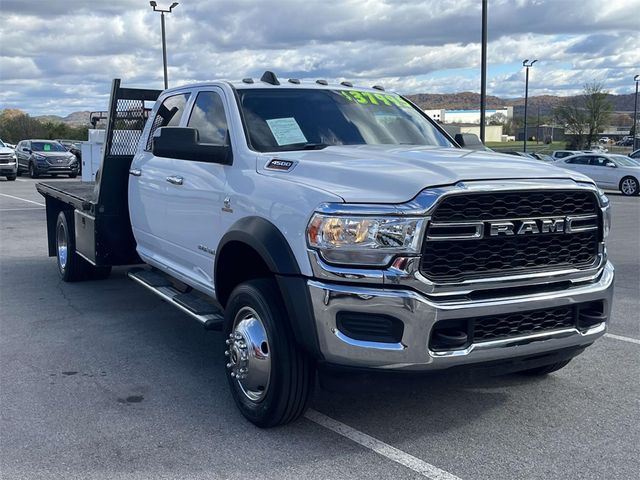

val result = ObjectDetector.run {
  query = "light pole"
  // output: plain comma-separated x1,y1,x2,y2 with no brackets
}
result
522,59,537,153
150,2,179,89
633,74,639,150
479,0,488,143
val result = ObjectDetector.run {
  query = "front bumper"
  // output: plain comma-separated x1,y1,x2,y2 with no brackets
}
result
0,162,17,175
36,164,79,174
307,261,614,371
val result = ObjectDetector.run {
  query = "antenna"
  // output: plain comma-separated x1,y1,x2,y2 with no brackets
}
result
260,71,280,85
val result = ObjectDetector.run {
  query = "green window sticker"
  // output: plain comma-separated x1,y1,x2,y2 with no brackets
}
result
337,90,411,108
44,144,51,151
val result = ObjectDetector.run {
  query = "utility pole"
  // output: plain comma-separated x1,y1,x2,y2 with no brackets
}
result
522,59,537,153
150,2,179,89
634,74,639,150
479,0,488,143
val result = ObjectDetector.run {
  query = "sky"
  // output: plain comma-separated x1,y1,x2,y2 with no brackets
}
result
1,0,639,116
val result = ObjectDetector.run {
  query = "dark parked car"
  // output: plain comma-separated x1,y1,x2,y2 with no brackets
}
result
15,140,79,178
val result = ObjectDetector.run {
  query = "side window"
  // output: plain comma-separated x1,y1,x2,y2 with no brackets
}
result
187,91,229,145
568,156,589,165
590,156,610,167
146,93,190,150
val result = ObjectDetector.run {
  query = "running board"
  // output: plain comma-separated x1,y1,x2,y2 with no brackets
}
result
128,267,223,330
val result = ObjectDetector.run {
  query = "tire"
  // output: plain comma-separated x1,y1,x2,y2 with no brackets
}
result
516,359,572,376
29,162,39,179
69,173,77,179
6,175,16,181
619,176,639,196
16,167,21,177
223,278,315,428
56,210,90,282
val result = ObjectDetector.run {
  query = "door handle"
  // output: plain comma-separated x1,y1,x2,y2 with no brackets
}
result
166,175,184,185
129,168,142,176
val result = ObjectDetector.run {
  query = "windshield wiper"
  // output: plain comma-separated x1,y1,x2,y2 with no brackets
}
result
290,143,330,150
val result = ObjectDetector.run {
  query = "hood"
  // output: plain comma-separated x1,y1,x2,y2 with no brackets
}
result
34,150,74,157
0,146,14,155
257,145,594,203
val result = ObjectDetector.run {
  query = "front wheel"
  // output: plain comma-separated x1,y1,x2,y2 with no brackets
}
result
29,163,39,179
6,175,16,181
620,176,639,196
223,279,315,428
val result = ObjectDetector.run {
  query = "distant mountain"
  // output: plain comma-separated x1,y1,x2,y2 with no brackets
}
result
24,92,637,125
405,92,636,114
34,111,92,127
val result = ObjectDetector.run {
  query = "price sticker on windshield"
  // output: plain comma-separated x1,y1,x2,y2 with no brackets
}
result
266,117,308,146
337,90,412,108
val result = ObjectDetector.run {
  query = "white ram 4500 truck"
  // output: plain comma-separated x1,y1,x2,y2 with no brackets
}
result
37,75,614,427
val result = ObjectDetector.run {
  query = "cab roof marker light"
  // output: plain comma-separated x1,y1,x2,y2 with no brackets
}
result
316,79,328,85
288,78,300,84
242,78,254,84
340,81,353,87
260,71,280,85
372,85,385,91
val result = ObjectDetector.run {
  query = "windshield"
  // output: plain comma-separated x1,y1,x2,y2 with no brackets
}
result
237,88,454,152
611,155,640,167
32,141,67,152
0,140,5,147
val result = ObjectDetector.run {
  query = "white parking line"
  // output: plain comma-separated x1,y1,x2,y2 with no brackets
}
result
605,333,640,345
305,409,461,480
0,193,45,207
0,207,44,212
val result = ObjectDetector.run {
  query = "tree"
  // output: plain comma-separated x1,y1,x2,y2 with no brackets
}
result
0,109,89,143
583,82,612,147
554,96,588,149
488,112,507,125
554,83,612,149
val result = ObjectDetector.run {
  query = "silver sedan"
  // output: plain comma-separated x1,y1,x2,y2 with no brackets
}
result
556,153,640,196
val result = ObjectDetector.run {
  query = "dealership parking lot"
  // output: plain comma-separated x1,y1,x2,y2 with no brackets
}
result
1,178,638,480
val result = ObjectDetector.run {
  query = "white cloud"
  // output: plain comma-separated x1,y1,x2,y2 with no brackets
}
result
0,0,638,115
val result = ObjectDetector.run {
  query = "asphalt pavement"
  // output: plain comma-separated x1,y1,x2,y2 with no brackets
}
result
1,177,638,480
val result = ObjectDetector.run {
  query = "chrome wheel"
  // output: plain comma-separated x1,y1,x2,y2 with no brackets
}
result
57,222,68,269
225,306,271,402
621,177,638,196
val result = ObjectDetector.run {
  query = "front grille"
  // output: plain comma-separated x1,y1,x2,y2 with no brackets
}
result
421,190,601,282
429,302,607,350
45,156,72,166
473,306,575,342
0,153,13,164
431,190,598,222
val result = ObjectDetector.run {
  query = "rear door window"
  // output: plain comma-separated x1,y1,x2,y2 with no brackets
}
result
146,93,190,150
566,156,589,165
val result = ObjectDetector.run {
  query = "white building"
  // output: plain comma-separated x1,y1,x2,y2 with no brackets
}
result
425,107,513,125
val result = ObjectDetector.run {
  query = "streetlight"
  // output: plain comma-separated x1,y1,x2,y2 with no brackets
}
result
522,59,537,153
633,74,639,150
150,2,179,89
479,0,488,143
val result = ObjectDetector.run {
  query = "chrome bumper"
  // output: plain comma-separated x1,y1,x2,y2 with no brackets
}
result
307,261,614,370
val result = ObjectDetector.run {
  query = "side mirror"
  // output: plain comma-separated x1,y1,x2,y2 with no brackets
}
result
606,162,616,168
152,127,232,164
24,148,32,153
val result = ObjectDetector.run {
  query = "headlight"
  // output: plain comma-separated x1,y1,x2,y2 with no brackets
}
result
307,213,425,266
33,153,46,160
